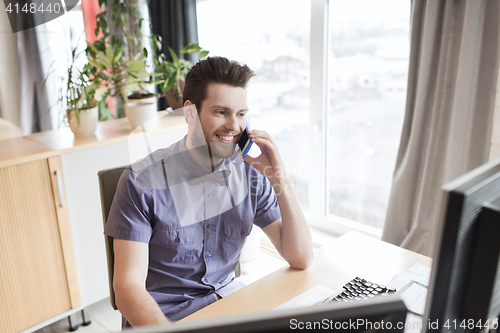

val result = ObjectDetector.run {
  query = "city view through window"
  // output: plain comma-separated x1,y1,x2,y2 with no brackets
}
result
327,0,410,228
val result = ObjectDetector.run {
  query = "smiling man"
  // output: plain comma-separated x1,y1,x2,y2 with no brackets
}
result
104,57,313,328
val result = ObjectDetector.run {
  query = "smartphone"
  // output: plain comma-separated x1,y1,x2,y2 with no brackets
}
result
237,123,253,157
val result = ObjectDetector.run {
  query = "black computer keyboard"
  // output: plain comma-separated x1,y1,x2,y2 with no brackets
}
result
323,277,397,303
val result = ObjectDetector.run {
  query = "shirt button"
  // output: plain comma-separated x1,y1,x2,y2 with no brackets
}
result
208,224,212,229
206,254,212,259
240,230,245,236
204,278,209,283
208,192,213,198
174,238,180,244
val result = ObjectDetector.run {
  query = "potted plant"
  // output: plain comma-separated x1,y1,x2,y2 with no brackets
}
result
45,31,106,137
64,66,103,137
152,38,209,110
91,0,160,129
86,36,158,129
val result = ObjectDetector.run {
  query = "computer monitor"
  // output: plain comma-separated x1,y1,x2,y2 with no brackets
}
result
423,158,500,333
129,295,408,333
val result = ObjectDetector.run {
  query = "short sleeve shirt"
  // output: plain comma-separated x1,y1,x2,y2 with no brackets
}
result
104,136,281,322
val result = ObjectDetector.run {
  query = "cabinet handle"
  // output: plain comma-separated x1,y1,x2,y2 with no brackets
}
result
55,170,65,208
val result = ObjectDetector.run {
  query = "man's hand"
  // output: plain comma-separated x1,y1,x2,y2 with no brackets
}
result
243,130,287,183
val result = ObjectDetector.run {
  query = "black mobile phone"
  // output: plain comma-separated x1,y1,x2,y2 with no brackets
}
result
237,124,253,157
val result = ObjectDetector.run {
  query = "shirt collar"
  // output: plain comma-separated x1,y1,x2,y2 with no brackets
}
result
178,135,240,174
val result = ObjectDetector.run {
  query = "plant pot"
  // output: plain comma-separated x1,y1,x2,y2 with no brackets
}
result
67,107,98,137
165,80,185,110
125,97,158,130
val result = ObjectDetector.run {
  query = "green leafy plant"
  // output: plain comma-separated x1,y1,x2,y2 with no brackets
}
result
95,0,144,63
90,0,156,105
86,37,154,104
43,30,107,125
88,0,208,112
152,37,209,105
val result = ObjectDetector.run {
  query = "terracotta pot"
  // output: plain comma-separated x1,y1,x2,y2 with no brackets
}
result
165,80,185,111
67,107,98,137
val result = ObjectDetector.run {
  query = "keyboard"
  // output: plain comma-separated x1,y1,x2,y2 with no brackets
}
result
321,277,397,304
272,277,397,311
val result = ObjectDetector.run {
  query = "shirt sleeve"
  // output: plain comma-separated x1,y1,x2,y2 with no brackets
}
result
253,172,281,229
104,167,153,243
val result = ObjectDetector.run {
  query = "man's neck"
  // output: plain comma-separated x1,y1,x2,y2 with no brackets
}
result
185,137,223,171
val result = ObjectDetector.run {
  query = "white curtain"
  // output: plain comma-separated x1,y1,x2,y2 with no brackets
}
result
0,8,21,128
382,0,500,257
0,7,59,134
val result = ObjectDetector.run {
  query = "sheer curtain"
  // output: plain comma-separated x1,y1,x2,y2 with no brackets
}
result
0,6,58,134
0,8,21,128
382,0,500,257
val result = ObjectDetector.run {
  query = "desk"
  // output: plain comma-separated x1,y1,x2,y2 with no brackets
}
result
182,231,432,322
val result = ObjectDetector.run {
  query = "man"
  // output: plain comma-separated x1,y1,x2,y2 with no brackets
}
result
104,56,313,327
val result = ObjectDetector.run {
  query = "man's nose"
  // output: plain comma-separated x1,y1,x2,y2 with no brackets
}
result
224,114,239,131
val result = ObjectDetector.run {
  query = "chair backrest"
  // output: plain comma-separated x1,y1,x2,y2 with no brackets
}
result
98,166,127,311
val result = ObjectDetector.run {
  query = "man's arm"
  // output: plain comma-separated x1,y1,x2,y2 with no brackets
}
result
244,130,314,270
113,239,170,327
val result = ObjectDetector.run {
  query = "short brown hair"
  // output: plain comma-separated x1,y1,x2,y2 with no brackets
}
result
183,57,255,112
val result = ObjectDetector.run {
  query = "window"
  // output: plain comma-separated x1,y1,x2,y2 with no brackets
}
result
197,0,410,235
327,0,410,229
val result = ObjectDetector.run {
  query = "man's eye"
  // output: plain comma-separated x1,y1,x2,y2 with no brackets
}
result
217,111,225,115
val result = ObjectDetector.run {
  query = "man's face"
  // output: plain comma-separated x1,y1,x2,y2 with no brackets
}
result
196,83,249,160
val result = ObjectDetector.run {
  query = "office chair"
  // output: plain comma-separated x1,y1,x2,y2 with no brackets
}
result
98,166,127,310
97,166,242,311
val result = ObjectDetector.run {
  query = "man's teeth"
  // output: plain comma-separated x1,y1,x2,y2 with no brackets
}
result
218,135,233,141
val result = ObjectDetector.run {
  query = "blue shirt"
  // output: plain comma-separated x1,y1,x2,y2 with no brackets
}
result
104,136,281,323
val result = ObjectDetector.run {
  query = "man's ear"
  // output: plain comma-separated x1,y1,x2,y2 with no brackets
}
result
183,101,198,122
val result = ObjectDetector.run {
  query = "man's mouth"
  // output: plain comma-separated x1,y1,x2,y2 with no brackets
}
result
215,134,237,143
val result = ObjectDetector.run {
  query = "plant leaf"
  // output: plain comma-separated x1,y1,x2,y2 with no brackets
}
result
162,73,176,92
168,47,179,65
97,50,111,67
105,47,114,62
126,60,145,72
94,86,108,101
113,50,122,64
180,43,201,54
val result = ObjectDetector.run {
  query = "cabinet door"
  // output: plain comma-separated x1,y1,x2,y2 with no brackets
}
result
0,158,79,332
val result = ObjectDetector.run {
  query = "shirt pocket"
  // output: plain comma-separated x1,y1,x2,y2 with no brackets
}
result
151,224,203,263
223,220,253,260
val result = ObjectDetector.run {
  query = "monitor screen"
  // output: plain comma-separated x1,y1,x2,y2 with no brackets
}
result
423,158,500,333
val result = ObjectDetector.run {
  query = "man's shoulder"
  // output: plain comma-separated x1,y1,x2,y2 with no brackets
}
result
127,139,183,189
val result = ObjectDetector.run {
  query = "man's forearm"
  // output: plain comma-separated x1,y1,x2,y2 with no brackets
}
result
115,283,170,327
271,176,314,269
